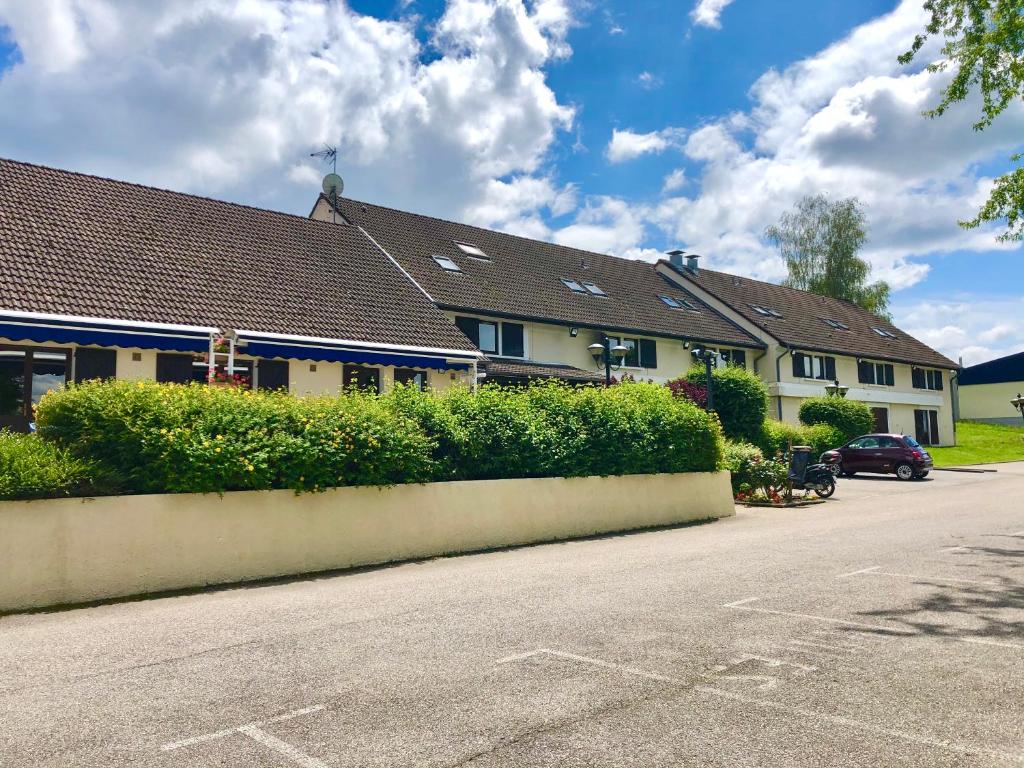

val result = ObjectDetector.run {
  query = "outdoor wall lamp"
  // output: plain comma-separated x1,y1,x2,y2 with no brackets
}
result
569,327,579,337
1012,393,1024,425
589,337,628,386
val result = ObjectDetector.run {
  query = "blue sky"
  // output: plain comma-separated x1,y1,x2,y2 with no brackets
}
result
0,0,1021,364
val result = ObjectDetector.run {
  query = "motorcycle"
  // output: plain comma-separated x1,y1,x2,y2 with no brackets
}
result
819,450,843,477
789,449,837,498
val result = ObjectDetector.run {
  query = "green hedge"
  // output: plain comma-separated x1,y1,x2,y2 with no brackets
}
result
685,364,769,443
757,419,845,459
33,379,723,497
798,397,874,442
0,432,95,500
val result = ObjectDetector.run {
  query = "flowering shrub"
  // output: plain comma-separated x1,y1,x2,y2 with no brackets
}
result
0,431,95,500
32,379,723,497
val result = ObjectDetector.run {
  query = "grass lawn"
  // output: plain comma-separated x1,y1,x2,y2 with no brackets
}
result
929,421,1024,467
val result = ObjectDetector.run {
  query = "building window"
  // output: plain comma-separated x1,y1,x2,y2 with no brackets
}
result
752,304,783,318
394,368,427,390
455,242,489,260
561,278,586,293
914,409,940,446
720,349,746,368
792,352,836,380
454,316,525,358
0,346,70,432
344,364,380,392
431,254,462,272
872,327,897,339
477,321,498,354
582,281,607,297
822,318,849,331
912,368,944,391
857,359,895,386
659,294,697,310
256,359,289,391
607,337,657,369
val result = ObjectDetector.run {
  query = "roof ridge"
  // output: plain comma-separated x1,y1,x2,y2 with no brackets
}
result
0,156,343,232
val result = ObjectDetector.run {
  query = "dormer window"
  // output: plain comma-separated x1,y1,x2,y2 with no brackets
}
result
582,281,607,297
455,242,489,260
561,278,586,293
432,254,461,272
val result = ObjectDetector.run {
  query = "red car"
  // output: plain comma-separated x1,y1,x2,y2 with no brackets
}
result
820,433,933,481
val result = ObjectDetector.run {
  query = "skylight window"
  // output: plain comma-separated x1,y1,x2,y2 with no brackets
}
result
582,281,607,297
751,304,782,318
872,327,897,339
561,278,586,293
823,318,849,330
455,242,489,260
432,254,461,272
659,295,697,310
766,308,783,318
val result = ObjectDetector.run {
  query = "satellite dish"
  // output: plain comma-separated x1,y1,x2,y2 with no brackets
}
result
322,173,344,199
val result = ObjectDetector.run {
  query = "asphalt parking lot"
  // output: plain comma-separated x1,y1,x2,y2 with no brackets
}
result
1,463,1022,767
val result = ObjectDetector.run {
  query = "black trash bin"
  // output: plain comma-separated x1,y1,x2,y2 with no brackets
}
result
788,446,812,484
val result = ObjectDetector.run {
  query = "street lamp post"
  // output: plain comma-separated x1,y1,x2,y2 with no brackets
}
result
824,379,849,398
588,336,629,386
692,348,717,411
1012,393,1024,425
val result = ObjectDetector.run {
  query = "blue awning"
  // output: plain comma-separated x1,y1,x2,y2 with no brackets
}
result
243,340,471,370
0,320,210,353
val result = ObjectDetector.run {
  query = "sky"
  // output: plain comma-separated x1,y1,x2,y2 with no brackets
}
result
0,0,1021,366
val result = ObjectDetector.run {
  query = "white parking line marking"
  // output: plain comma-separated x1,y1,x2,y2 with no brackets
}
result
499,648,1024,763
789,640,858,653
236,725,329,768
840,568,1001,586
721,598,910,634
960,637,1024,650
836,566,881,578
693,686,1024,763
160,704,327,763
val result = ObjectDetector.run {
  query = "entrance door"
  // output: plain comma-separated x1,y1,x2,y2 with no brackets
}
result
871,407,889,433
0,346,70,432
914,410,940,446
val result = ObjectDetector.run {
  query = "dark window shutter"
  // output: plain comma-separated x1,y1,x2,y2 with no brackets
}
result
454,316,480,347
394,368,426,390
501,323,525,358
257,359,289,391
914,410,927,444
884,364,895,386
912,368,925,389
825,356,836,381
858,360,873,384
74,348,117,383
639,339,657,369
928,411,939,445
792,353,805,378
344,365,380,393
731,349,746,368
933,370,943,390
156,353,195,384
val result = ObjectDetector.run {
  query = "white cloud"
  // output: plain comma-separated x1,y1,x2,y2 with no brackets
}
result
891,296,1024,365
647,0,1024,289
690,0,734,29
553,196,649,255
636,71,661,90
662,168,686,192
0,0,575,225
606,127,684,163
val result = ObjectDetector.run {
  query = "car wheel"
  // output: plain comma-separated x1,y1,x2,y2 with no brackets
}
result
895,463,914,481
914,471,929,480
829,463,842,477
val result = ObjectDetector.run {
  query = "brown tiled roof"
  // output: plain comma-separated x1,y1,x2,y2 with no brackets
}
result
665,264,958,369
483,358,605,383
0,159,476,353
327,196,763,350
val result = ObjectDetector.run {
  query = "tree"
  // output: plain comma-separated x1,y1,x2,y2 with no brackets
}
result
900,1,1024,241
764,194,891,318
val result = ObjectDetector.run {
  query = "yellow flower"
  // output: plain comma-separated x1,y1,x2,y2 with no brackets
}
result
215,446,222,453
246,464,254,472
215,434,223,440
160,428,168,435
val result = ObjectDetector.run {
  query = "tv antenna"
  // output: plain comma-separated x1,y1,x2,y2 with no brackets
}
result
310,146,343,223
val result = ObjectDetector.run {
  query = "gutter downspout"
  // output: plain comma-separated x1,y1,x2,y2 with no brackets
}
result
472,358,478,394
751,348,767,377
950,366,960,440
774,346,792,421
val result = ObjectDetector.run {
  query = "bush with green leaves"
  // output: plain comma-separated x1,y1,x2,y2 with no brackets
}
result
685,364,768,443
723,440,764,494
32,378,724,498
0,431,95,500
757,419,845,460
798,397,874,442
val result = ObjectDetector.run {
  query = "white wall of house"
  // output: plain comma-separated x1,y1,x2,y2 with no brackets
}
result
115,348,157,380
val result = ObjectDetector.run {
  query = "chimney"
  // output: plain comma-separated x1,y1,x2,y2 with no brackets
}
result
666,249,701,274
